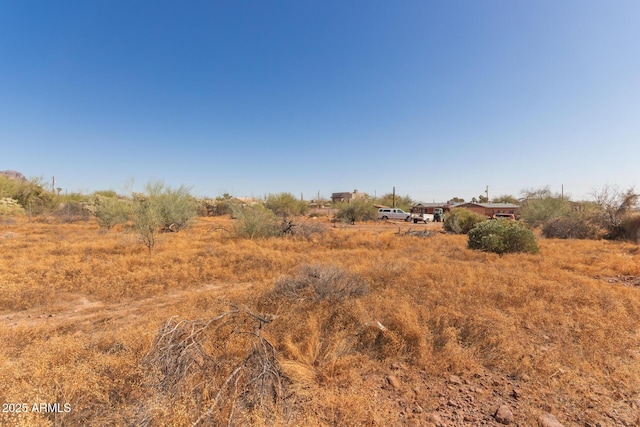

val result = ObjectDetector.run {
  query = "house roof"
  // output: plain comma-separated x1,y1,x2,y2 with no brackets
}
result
413,202,450,208
458,202,520,209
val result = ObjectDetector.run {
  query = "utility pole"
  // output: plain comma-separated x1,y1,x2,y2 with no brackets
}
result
485,185,489,202
561,184,564,199
52,176,56,193
392,186,396,208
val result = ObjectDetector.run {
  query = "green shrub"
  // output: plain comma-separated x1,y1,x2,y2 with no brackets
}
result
264,192,308,217
335,200,377,223
131,182,197,252
519,189,572,227
92,195,131,230
0,197,25,216
468,220,539,255
375,193,414,212
0,176,55,215
231,204,282,239
444,208,486,234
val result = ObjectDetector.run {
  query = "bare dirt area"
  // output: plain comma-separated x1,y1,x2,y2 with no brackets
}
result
0,217,639,426
0,281,243,331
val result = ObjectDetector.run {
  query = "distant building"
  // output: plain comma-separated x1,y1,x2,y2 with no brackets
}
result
454,202,520,217
331,189,365,204
410,202,453,215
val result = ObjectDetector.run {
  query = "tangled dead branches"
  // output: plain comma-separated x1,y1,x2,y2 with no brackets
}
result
141,305,289,426
392,223,436,237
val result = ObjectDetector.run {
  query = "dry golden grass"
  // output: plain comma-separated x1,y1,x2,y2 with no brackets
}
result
0,216,639,426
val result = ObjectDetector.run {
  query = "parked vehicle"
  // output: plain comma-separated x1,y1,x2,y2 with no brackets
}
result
433,208,445,222
409,212,434,223
377,208,411,221
408,206,446,223
492,213,516,220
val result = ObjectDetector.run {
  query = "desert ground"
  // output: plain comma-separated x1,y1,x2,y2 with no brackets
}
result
0,216,639,426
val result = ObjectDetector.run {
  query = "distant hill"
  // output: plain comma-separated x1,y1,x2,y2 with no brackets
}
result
0,170,27,181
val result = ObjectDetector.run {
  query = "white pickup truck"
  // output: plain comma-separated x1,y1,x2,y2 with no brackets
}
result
409,212,434,223
377,208,411,221
408,207,445,223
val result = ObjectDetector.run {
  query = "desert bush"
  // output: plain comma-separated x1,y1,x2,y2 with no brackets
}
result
265,192,308,217
288,219,327,240
134,182,197,231
542,215,599,239
92,195,131,230
468,219,539,254
231,204,281,239
131,182,197,252
0,197,25,216
444,208,486,234
335,199,377,223
198,194,239,217
273,264,369,302
51,201,91,223
375,193,414,212
520,187,572,227
149,183,197,231
620,213,640,243
590,185,639,240
0,175,55,215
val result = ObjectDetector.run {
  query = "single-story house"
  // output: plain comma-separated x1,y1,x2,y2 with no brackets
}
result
454,202,520,217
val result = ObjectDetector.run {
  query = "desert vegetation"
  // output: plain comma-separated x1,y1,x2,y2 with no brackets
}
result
1,174,639,425
468,219,539,255
444,208,486,234
0,209,639,426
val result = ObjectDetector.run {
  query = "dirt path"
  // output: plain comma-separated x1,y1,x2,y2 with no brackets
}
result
0,281,250,331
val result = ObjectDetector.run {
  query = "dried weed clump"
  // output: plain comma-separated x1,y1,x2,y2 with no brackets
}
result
272,264,369,302
141,306,289,426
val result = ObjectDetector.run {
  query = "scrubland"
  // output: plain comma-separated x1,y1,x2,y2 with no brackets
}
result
0,217,639,426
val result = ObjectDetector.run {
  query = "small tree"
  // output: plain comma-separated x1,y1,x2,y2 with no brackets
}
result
148,182,198,231
444,208,486,234
93,194,131,230
131,182,197,252
375,193,413,211
492,194,519,204
264,192,308,217
1,176,54,215
590,185,639,240
519,187,571,227
468,220,539,255
335,199,377,223
215,193,238,216
541,215,599,240
231,204,281,239
471,195,489,203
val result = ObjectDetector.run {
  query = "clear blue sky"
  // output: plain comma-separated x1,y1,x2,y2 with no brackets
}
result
1,1,638,202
